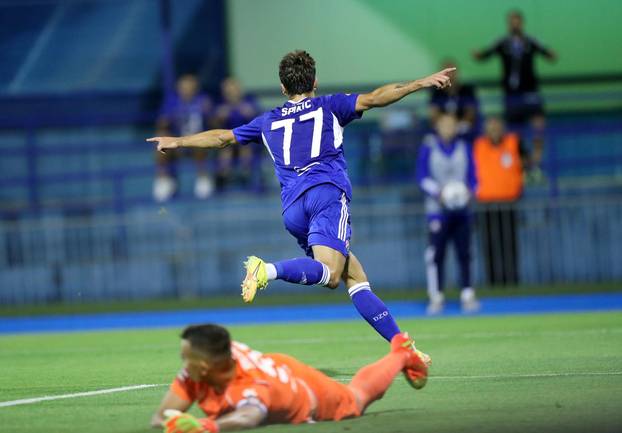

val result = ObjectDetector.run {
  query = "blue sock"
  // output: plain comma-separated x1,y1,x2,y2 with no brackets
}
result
348,282,400,341
274,258,330,286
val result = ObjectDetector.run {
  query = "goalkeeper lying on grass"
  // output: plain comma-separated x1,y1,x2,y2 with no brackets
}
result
151,323,429,432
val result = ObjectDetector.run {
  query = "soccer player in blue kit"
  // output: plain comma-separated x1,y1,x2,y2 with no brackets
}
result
149,51,454,349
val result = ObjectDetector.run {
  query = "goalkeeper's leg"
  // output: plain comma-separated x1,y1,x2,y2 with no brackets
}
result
348,333,429,414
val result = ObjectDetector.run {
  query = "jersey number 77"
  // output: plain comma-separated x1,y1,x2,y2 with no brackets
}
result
271,107,323,165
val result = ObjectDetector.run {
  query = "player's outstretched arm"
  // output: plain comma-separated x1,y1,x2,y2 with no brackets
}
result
159,405,265,433
355,68,455,112
214,405,266,432
147,129,237,153
150,390,192,428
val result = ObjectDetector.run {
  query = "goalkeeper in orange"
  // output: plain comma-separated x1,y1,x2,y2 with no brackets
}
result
151,324,429,432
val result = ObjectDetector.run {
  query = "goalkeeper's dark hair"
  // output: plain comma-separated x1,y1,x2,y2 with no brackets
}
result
279,50,316,96
181,324,231,359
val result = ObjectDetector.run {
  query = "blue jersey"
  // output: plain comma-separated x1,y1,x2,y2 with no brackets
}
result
233,94,362,211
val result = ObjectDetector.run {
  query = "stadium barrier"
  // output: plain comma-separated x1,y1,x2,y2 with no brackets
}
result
0,193,620,305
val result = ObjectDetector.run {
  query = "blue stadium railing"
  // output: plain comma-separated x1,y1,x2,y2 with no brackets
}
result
1,193,621,305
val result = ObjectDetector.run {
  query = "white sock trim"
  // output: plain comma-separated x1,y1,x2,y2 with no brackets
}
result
318,263,330,286
265,263,277,281
348,282,371,297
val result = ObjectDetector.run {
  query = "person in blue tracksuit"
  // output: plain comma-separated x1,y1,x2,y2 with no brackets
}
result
416,114,480,314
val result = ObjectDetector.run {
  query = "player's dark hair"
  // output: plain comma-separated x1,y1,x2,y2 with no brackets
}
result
279,50,316,96
181,324,231,359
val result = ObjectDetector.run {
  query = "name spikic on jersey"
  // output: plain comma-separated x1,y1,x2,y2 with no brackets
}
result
281,99,312,116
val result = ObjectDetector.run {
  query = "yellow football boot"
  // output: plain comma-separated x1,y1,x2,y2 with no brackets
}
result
241,256,269,303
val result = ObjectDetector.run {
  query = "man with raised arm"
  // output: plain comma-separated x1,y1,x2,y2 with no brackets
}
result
148,50,453,348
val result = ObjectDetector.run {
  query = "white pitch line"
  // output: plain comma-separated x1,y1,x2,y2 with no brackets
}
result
330,371,622,382
432,371,622,380
2,371,622,409
0,384,165,408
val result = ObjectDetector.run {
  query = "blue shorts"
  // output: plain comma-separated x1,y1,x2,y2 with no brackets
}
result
283,183,351,258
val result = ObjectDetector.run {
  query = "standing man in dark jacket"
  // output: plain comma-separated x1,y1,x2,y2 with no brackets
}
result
473,10,556,178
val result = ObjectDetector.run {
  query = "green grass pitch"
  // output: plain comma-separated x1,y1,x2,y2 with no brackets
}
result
1,311,621,433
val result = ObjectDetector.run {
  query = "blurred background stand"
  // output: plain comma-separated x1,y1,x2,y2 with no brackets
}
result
0,0,621,308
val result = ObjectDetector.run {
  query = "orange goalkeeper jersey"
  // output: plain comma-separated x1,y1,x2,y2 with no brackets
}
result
170,341,359,425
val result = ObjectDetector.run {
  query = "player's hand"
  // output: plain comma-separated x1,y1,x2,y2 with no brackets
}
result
419,68,455,89
163,410,219,433
147,136,182,154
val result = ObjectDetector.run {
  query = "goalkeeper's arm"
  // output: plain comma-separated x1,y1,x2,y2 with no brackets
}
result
213,405,266,431
151,390,192,428
355,68,455,112
161,406,266,433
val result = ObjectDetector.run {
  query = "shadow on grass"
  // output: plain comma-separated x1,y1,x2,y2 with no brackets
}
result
317,368,350,378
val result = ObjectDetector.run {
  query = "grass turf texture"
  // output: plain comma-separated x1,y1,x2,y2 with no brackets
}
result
1,311,621,433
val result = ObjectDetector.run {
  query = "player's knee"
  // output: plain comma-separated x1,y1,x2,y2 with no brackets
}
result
314,255,345,289
327,271,341,289
324,264,345,289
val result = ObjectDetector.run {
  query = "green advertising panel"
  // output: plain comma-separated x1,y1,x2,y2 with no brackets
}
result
228,0,621,90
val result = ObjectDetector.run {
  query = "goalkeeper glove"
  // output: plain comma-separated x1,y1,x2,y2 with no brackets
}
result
163,410,219,433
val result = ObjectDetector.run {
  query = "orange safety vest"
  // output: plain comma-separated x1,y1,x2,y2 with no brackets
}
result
474,133,523,202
